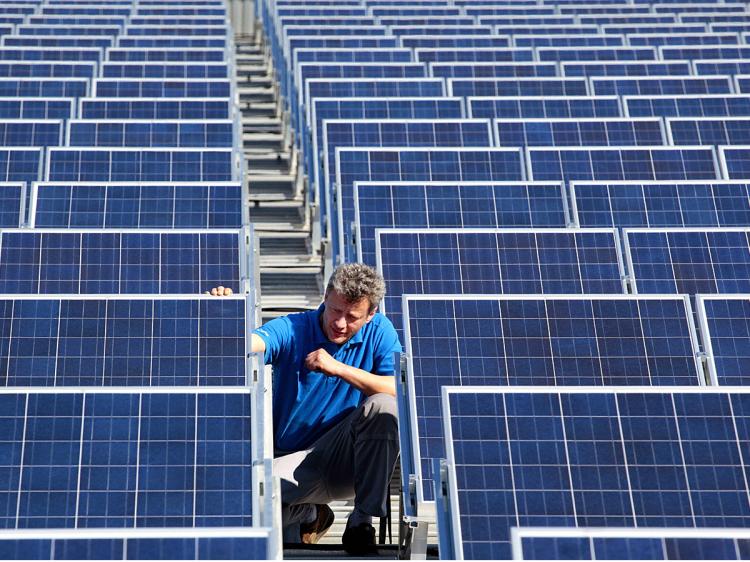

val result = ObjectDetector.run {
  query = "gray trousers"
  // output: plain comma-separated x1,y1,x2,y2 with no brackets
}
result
274,393,399,532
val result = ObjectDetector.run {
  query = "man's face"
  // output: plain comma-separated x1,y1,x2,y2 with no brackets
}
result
321,290,376,344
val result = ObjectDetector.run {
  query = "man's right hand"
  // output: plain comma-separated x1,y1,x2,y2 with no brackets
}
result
206,286,234,296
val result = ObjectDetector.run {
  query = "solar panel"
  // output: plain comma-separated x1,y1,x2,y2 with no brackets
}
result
129,17,228,26
579,13,677,24
354,181,569,265
448,78,589,97
695,59,750,76
414,48,534,63
27,15,126,26
0,61,97,79
100,62,228,79
401,294,702,512
0,182,24,227
625,227,750,294
571,180,750,228
601,23,707,34
0,47,103,63
106,48,225,63
494,117,665,146
372,7,461,15
624,94,750,117
0,120,63,147
661,46,750,61
30,182,244,229
736,76,750,94
0,388,255,527
560,4,651,14
0,528,274,561
511,527,750,560
439,386,750,560
482,16,576,25
527,146,719,185
374,16,475,26
719,146,750,178
92,79,231,98
668,117,750,145
41,6,131,15
0,230,243,295
67,120,234,148
79,98,231,120
430,62,558,78
476,97,613,119
3,36,114,49
561,60,692,77
386,25,494,36
123,25,229,36
512,34,625,48
537,46,657,62
293,47,413,68
627,32,738,46
338,148,526,264
117,38,227,49
376,227,625,333
495,24,600,35
46,148,234,182
697,295,750,386
591,75,733,96
17,25,121,36
398,35,511,49
0,148,42,184
681,12,750,23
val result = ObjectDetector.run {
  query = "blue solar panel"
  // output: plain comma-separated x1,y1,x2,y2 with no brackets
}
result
513,34,625,47
625,95,750,117
0,230,242,295
579,13,677,24
482,16,575,25
101,62,228,79
129,17,227,26
0,120,62,147
106,48,226,63
0,182,24,228
17,25,121,36
137,7,226,16
538,46,657,62
720,146,750,178
695,60,750,76
92,79,231,98
561,5,650,14
117,38,227,49
354,181,568,265
470,96,621,118
3,36,114,48
512,528,750,560
495,25,600,35
601,23,707,34
736,76,750,94
528,146,719,185
0,62,96,79
67,120,234,148
31,182,244,229
683,12,750,23
387,25,494,36
277,8,368,16
0,148,42,184
338,148,525,263
698,295,750,386
377,228,625,333
662,46,750,61
124,25,229,36
572,181,750,228
79,98,231,119
399,35,511,48
0,79,87,99
27,15,126,26
285,36,399,54
625,227,750,294
0,47,102,63
561,61,692,77
415,48,534,63
46,149,234,182
379,17,475,25
430,62,558,78
668,117,750,145
592,75,733,96
401,294,701,510
628,32,738,46
373,7,461,15
0,530,272,561
494,118,665,146
439,387,750,560
42,6,131,15
449,78,589,97
294,48,413,67
0,389,253,527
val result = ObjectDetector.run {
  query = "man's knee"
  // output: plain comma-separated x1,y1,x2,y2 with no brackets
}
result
362,392,398,419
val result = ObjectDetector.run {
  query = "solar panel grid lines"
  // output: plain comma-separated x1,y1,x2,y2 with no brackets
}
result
561,60,693,78
681,11,750,24
400,294,704,512
694,59,750,77
494,25,601,35
719,145,750,179
510,526,750,561
493,117,666,147
116,37,228,49
590,74,733,96
292,47,414,69
512,34,626,48
375,227,627,335
448,77,590,98
78,97,232,120
398,34,511,48
438,385,750,560
0,182,25,228
536,46,658,62
122,25,231,37
468,96,622,119
601,23,707,34
0,61,97,79
569,179,750,229
429,61,560,79
382,25,495,37
626,31,741,47
66,119,234,148
29,181,245,229
0,47,104,63
0,527,275,561
736,75,750,94
413,48,535,64
0,387,256,531
697,294,750,387
660,45,750,62
623,94,750,118
26,15,127,26
0,119,64,147
667,116,750,146
526,145,720,185
91,78,232,98
353,180,570,265
100,62,230,80
3,36,115,49
336,147,526,263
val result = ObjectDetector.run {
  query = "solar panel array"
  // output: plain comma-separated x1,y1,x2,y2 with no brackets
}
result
261,0,750,558
0,1,277,559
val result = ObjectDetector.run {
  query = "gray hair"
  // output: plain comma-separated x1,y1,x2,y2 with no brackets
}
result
325,263,386,311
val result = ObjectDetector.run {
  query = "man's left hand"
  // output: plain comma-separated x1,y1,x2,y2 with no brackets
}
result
305,348,343,377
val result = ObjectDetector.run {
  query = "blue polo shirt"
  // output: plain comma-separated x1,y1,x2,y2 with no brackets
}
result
253,304,401,452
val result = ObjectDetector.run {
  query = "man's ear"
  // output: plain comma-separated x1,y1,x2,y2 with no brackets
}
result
366,307,377,323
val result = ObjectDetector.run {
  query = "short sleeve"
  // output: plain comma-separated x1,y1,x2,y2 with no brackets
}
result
253,316,292,366
372,320,403,376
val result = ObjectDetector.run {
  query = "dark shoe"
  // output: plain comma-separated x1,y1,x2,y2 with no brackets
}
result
300,504,334,544
342,522,377,555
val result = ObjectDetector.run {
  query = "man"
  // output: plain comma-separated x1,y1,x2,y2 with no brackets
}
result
211,263,401,554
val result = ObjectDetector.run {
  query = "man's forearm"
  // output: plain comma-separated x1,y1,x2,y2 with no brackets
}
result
333,364,395,396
